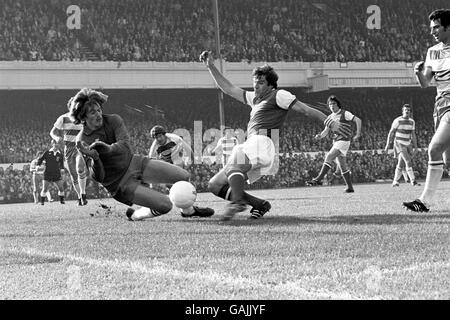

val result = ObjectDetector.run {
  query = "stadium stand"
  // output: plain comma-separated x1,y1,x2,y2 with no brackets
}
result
0,87,438,203
1,0,449,62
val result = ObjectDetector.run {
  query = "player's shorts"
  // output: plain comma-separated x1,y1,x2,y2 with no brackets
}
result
44,172,61,182
434,95,450,130
393,141,412,158
112,154,149,206
64,153,88,182
32,173,42,191
331,140,351,156
228,134,276,184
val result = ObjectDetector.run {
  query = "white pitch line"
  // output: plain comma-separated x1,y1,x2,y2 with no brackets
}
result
4,246,366,300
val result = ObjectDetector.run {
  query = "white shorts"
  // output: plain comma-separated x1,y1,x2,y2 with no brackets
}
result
331,140,351,156
228,135,277,184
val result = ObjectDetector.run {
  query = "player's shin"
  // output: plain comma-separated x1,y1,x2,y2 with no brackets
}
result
227,171,246,203
315,162,332,182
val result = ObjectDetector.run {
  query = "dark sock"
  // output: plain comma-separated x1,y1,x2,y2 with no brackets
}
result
217,184,264,208
228,172,245,202
342,171,353,189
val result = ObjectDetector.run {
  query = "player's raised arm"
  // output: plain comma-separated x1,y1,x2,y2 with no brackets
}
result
200,51,245,103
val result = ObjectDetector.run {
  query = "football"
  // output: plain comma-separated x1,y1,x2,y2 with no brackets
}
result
169,181,197,209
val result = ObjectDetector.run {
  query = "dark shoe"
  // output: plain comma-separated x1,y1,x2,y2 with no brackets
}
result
221,201,247,221
392,182,400,187
181,206,214,218
306,179,322,186
344,188,354,193
77,198,83,206
249,200,271,219
403,199,429,212
412,181,421,186
81,194,88,205
126,208,135,221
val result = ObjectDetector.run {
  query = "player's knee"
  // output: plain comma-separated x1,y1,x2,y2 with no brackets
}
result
156,198,173,214
207,179,220,195
77,171,86,180
181,169,190,181
428,143,445,161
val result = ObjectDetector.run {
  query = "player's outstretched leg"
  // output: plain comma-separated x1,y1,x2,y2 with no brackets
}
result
141,159,214,218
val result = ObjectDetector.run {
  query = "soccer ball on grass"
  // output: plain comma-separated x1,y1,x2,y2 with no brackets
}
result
169,181,197,209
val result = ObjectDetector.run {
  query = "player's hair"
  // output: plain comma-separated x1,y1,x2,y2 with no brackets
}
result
429,9,450,28
402,103,411,110
150,125,166,138
327,95,342,108
69,88,108,124
253,64,278,89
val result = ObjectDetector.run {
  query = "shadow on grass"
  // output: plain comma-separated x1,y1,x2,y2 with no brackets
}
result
180,213,450,227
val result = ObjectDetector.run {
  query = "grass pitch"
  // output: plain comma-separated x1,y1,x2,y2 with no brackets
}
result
1,181,449,300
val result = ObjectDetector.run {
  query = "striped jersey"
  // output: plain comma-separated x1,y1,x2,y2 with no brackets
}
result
243,89,297,138
53,112,83,159
149,133,184,164
325,109,355,142
391,116,415,146
425,42,450,99
217,136,238,155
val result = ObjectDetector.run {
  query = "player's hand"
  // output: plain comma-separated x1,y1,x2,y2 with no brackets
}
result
328,121,352,137
77,140,100,160
199,50,213,67
90,141,112,153
414,61,425,74
314,134,321,140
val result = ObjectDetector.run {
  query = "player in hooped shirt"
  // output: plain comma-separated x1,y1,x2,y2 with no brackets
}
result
384,104,419,187
404,9,450,212
51,97,89,206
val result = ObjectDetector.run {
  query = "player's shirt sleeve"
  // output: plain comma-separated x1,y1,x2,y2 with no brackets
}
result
275,89,297,110
391,117,400,130
166,133,183,145
243,91,256,107
53,114,64,130
343,110,355,122
424,47,432,69
148,140,157,158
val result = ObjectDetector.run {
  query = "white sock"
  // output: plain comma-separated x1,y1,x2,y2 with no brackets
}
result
46,191,52,201
130,207,164,221
419,164,443,205
393,167,402,183
79,177,87,195
406,167,415,184
402,170,409,182
180,206,195,215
